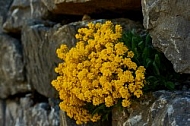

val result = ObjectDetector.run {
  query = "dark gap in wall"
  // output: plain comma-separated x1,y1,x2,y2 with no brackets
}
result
47,13,82,25
5,91,51,114
6,32,21,40
31,91,49,105
46,9,143,25
8,92,32,103
8,91,49,106
1,99,6,126
175,74,190,90
90,10,143,23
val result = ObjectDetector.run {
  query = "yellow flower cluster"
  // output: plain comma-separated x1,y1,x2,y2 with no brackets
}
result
52,21,146,124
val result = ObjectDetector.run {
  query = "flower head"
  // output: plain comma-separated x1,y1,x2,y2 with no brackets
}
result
52,21,146,124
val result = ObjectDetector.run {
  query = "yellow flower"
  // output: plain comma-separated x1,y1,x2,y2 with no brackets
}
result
92,80,99,88
113,80,124,90
52,20,146,124
112,91,121,99
105,96,114,107
84,90,92,102
135,66,146,81
127,51,134,58
119,87,130,99
115,24,122,34
134,89,143,98
92,97,104,106
115,42,128,55
122,99,131,107
128,83,136,93
91,113,101,122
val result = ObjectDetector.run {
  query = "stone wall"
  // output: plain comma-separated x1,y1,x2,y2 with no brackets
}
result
0,0,189,126
142,0,190,73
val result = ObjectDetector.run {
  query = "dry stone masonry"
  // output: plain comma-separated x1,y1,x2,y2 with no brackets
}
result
112,91,190,126
0,34,30,99
3,0,49,33
0,95,60,126
142,0,190,73
0,0,190,126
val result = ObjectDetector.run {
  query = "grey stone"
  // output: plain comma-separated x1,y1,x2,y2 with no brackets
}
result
42,0,141,15
142,0,190,73
112,91,190,126
0,34,31,98
3,0,49,33
0,0,13,33
21,20,60,98
112,107,129,126
0,100,6,126
0,95,60,126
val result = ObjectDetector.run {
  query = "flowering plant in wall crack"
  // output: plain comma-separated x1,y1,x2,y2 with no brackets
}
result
51,21,146,124
120,30,181,92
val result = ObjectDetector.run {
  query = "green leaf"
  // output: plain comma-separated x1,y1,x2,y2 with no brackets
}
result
153,61,160,75
146,76,157,81
165,81,175,90
132,37,138,51
121,31,182,92
154,54,161,68
92,104,106,115
138,41,144,51
102,113,109,121
145,34,152,46
142,47,149,61
123,32,132,49
145,58,152,68
134,47,139,59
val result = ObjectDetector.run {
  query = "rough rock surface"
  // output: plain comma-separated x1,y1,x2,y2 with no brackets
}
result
112,91,190,126
0,34,31,99
0,95,60,126
3,0,49,33
0,0,12,33
42,0,141,15
142,0,190,73
21,20,60,98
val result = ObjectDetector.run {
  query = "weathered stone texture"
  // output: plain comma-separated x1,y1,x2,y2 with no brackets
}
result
0,0,12,32
21,20,60,98
0,34,31,98
42,0,141,15
142,0,190,73
112,91,190,126
0,95,60,126
3,0,49,32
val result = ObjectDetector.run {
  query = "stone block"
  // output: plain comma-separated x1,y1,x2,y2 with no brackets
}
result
142,0,190,73
0,34,30,98
3,0,49,32
42,0,141,15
